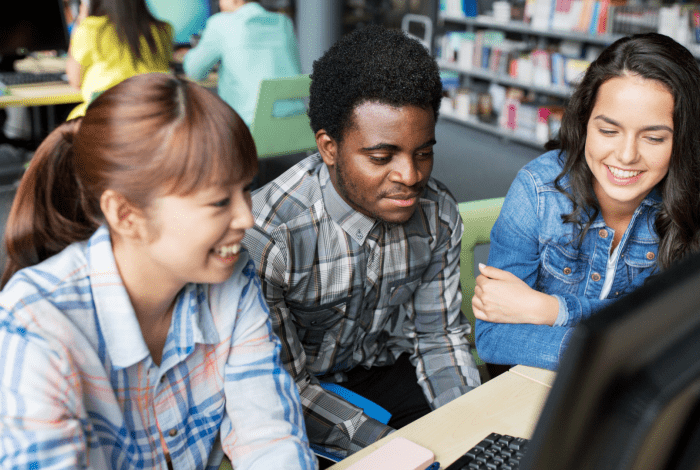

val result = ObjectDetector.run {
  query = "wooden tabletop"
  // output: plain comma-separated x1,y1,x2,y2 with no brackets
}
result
329,366,555,469
0,83,83,108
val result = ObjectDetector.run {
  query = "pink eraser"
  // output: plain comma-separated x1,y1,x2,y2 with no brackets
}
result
345,437,435,470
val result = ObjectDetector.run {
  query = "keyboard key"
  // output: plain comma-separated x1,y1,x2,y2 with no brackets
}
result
445,454,474,470
465,449,482,459
445,433,529,470
474,440,491,451
508,437,528,450
498,435,514,446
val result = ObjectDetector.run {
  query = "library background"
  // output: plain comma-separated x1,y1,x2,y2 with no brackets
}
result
1,0,698,188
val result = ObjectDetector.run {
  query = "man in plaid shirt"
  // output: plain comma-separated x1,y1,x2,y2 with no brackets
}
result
243,25,481,459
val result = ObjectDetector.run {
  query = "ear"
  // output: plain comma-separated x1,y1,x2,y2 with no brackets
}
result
100,190,145,241
316,129,338,168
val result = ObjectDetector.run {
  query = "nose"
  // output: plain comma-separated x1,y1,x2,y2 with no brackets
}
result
617,135,640,165
229,194,255,231
388,155,424,187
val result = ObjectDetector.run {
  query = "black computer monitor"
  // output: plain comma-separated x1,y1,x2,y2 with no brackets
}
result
521,251,700,470
0,0,70,70
145,0,218,47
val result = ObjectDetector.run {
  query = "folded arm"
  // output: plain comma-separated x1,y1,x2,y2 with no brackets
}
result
183,20,222,81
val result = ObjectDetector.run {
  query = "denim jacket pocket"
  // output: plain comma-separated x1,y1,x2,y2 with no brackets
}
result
539,244,586,295
622,243,658,284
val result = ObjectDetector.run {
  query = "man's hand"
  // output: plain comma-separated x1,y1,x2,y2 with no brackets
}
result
472,264,558,326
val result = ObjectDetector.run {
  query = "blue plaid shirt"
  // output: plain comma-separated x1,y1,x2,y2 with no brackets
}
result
0,226,317,470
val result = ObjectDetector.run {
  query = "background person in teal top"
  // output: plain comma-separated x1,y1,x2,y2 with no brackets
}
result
183,0,306,126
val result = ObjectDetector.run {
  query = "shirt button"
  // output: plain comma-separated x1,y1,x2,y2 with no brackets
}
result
160,375,166,384
563,267,572,275
598,229,609,238
356,229,362,238
646,252,655,260
169,429,178,437
591,273,601,281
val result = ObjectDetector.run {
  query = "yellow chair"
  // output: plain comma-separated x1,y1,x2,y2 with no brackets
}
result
458,197,505,370
249,74,317,159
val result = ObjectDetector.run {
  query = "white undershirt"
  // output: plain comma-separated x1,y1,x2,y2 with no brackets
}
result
599,243,621,299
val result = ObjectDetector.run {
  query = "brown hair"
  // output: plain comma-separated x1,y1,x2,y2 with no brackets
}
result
2,73,257,287
548,33,700,270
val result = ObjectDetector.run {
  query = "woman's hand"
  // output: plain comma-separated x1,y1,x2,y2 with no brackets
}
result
472,264,559,326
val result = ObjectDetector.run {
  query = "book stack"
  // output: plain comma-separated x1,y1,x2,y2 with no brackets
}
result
438,32,593,89
440,0,478,17
524,0,612,34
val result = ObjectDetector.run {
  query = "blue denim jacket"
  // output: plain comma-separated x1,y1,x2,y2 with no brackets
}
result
475,150,661,370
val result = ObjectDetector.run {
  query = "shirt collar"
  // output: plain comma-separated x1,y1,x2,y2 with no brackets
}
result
589,187,663,228
87,226,219,370
235,2,266,18
319,162,378,245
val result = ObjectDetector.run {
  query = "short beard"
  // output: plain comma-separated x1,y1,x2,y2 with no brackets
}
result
335,152,404,227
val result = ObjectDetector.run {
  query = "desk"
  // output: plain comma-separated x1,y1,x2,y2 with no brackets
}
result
0,56,83,109
329,366,556,469
0,82,82,108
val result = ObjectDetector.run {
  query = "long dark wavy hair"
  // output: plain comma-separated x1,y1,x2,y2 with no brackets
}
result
90,0,171,65
1,73,258,288
547,33,700,270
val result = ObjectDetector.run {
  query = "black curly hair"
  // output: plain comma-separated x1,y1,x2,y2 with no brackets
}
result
308,25,443,142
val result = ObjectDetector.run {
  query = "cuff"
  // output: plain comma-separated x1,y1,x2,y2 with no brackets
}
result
552,295,568,327
348,417,394,455
432,385,475,410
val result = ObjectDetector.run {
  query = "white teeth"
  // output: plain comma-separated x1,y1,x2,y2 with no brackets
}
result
216,244,241,257
608,165,642,179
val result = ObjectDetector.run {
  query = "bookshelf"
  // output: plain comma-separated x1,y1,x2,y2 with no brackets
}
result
440,14,622,46
436,12,624,147
435,9,700,147
438,59,572,98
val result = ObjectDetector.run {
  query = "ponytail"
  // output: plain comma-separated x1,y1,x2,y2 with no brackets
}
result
1,119,101,288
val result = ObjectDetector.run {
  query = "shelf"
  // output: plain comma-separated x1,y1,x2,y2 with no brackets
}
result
439,113,547,150
438,60,573,98
438,14,623,46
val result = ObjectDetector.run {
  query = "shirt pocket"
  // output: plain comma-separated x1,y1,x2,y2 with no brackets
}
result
538,244,586,295
289,297,350,358
387,277,422,307
622,242,658,284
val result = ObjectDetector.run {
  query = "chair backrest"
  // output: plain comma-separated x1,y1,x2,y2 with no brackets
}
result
401,14,433,53
458,197,505,366
249,74,317,159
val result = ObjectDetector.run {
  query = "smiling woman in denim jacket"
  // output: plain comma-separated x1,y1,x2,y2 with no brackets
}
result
473,33,700,370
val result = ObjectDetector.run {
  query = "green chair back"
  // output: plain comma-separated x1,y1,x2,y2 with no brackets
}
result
249,74,317,159
458,197,505,366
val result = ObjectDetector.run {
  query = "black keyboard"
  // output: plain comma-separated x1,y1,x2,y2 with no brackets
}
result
0,71,67,86
445,432,530,470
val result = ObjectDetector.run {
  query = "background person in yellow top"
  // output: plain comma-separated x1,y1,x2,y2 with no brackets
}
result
65,0,173,120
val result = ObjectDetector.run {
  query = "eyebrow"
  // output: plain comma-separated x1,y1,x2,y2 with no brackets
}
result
361,138,437,152
592,115,673,133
